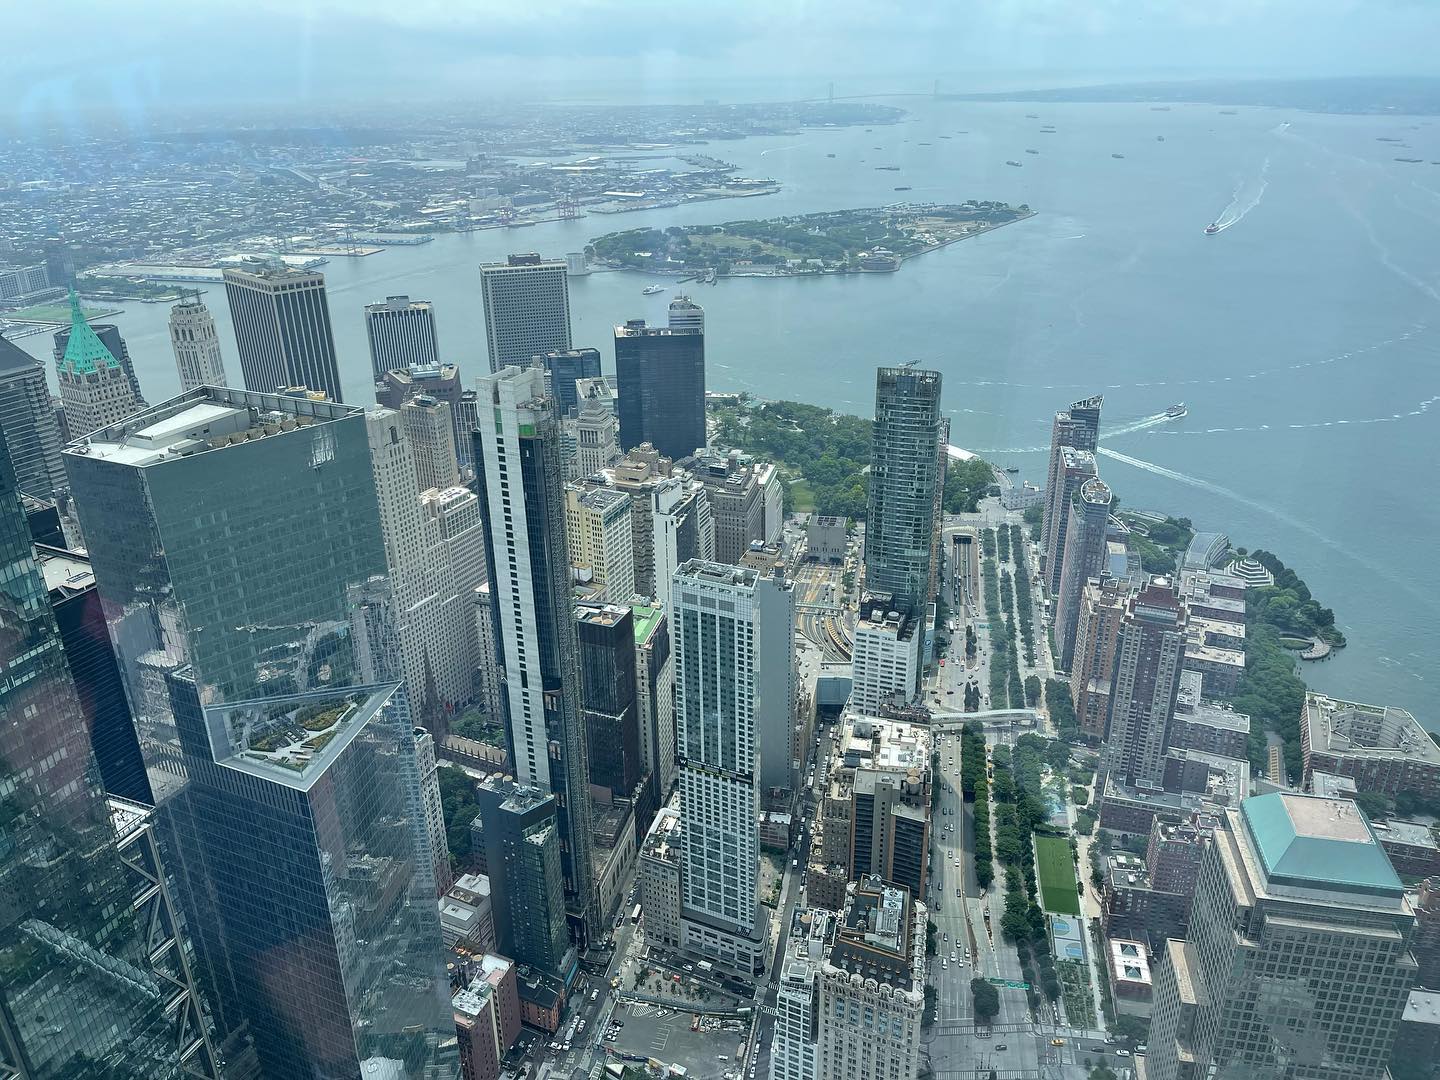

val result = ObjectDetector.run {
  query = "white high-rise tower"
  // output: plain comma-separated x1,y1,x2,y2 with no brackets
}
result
168,294,228,391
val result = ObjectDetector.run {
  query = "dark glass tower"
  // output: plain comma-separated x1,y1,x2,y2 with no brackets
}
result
537,347,601,418
576,602,642,798
0,334,66,498
63,387,457,1080
222,264,344,401
614,319,706,461
0,429,201,1080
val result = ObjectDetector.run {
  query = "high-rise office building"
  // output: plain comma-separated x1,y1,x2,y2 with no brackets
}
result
365,295,440,379
668,295,705,332
63,388,457,1079
535,347,601,418
54,290,144,439
473,776,574,984
0,332,67,497
376,362,471,470
472,365,597,934
1104,577,1188,788
52,309,145,405
1041,395,1102,584
0,428,216,1080
691,450,770,565
755,570,798,793
168,294,228,391
566,484,636,603
1146,793,1417,1080
577,603,644,799
479,255,571,373
614,319,706,462
673,560,771,972
1044,446,1098,597
864,366,942,695
1069,574,1131,740
1055,475,1113,671
851,593,921,716
843,716,932,902
401,394,461,492
815,877,926,1080
572,376,620,479
36,544,151,805
631,601,676,799
223,263,344,400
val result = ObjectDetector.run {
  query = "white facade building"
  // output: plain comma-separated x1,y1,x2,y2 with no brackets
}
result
850,594,920,717
478,255,571,373
674,561,771,973
168,296,227,391
639,803,683,950
565,485,636,603
771,909,835,1080
401,395,460,493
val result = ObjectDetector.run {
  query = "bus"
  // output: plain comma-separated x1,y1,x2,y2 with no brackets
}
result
630,903,642,925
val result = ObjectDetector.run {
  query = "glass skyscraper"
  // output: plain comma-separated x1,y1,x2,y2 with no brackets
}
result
613,319,706,462
63,387,457,1080
0,428,205,1080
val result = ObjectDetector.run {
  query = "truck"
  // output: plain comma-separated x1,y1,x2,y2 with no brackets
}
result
697,960,713,974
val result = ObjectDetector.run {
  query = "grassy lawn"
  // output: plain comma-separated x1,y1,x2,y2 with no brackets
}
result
6,302,117,323
1035,834,1081,915
788,477,816,514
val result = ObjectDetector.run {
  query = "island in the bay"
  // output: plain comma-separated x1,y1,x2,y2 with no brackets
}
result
585,201,1033,278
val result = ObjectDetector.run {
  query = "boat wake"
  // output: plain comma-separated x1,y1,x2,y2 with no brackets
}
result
1210,157,1271,232
1105,412,1170,437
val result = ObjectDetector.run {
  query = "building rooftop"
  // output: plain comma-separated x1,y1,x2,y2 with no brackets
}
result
59,289,121,375
1241,792,1404,899
1372,819,1440,850
1303,693,1440,764
576,602,632,629
675,560,758,588
63,386,357,467
1109,939,1152,986
36,546,96,597
1403,989,1440,1027
828,875,921,992
640,805,681,865
630,602,663,645
1173,671,1251,734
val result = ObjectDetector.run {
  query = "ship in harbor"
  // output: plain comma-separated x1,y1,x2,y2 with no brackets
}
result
1205,223,1220,235
1005,160,1022,167
642,284,665,295
1166,403,1188,419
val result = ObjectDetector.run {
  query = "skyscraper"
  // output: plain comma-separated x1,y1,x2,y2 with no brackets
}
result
755,570,797,793
63,388,457,1079
1055,475,1113,671
576,602,643,799
52,310,145,404
365,295,440,379
1041,395,1102,584
535,346,601,418
673,560,771,972
472,365,597,934
401,394,461,492
1104,577,1188,787
1044,446,1097,597
375,362,471,470
668,295,705,332
415,726,454,893
614,319,706,461
223,263,344,400
1146,793,1417,1080
0,427,214,1080
631,601,676,799
168,293,228,391
0,332,66,498
771,908,834,1080
479,254,571,373
1069,574,1131,740
566,484,636,603
54,290,144,439
866,366,943,615
474,776,574,984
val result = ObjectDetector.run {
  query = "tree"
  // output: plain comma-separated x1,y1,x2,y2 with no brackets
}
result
970,978,1000,1021
1024,675,1041,708
1353,790,1392,822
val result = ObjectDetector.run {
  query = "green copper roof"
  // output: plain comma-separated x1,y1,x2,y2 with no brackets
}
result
1241,792,1403,899
631,602,662,644
59,290,120,375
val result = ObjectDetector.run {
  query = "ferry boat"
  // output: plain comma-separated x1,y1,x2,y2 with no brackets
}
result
1005,160,1022,167
642,284,665,295
1204,223,1220,235
1166,403,1188,419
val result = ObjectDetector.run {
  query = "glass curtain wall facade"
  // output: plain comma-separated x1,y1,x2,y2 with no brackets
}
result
63,388,456,1080
0,429,196,1080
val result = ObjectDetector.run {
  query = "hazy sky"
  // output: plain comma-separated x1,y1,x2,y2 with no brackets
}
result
6,0,1440,119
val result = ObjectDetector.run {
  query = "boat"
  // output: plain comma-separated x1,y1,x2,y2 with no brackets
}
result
1166,403,1188,419
1004,466,1020,474
1111,153,1125,159
893,186,912,191
1025,149,1039,155
1005,160,1022,167
826,153,835,158
1204,223,1220,235
1156,135,1166,142
642,284,665,295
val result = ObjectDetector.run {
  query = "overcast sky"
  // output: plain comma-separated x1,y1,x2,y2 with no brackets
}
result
6,0,1440,121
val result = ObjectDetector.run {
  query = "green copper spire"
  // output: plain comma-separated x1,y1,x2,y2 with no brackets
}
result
59,289,120,376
